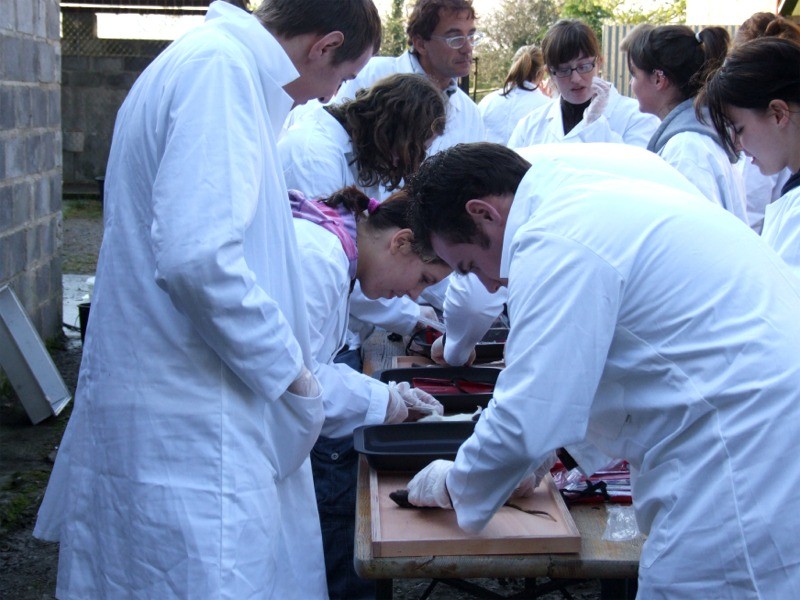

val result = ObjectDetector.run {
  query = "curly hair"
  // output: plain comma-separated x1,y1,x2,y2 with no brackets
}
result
325,73,447,192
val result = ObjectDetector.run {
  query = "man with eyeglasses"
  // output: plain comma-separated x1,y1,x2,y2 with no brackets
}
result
336,0,487,156
509,19,658,149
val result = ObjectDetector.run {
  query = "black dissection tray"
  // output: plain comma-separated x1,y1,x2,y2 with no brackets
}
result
474,326,508,363
374,366,500,414
354,421,476,471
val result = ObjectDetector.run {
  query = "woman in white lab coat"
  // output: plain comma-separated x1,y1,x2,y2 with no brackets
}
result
292,186,449,599
280,72,447,345
701,37,800,277
508,19,658,149
405,141,800,598
478,44,552,145
622,24,748,223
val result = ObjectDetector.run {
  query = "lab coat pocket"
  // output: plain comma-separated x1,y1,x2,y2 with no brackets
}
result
263,387,325,481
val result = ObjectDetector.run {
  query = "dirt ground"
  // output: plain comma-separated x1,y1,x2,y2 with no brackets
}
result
0,206,607,600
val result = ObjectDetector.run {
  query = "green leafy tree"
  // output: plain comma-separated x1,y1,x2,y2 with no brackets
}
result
380,0,408,57
561,0,615,43
612,0,686,24
478,0,563,96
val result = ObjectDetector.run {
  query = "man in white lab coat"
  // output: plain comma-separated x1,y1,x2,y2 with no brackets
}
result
405,142,800,598
33,1,381,598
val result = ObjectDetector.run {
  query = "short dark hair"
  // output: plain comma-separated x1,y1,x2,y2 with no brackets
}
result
406,0,476,44
699,37,800,156
253,0,382,65
407,143,531,254
325,73,446,191
542,19,600,68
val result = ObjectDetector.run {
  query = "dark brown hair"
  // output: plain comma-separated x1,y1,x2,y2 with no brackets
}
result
625,25,729,100
253,0,381,65
407,0,476,44
325,73,446,192
699,37,800,156
735,12,800,46
542,19,600,69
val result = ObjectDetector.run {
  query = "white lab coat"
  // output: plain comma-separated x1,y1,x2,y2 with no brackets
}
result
446,144,800,597
647,99,748,223
278,105,422,337
34,4,327,598
738,157,791,233
477,83,552,145
335,50,486,155
508,84,658,148
762,183,800,278
293,219,390,437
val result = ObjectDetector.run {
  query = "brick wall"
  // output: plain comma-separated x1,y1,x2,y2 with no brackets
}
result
0,0,62,338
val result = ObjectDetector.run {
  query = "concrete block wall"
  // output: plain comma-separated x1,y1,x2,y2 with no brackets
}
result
61,9,165,188
0,0,63,339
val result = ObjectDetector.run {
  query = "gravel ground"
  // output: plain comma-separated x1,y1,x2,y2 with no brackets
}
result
0,205,607,600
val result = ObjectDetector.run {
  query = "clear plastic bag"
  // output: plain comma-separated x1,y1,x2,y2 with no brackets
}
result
602,504,642,542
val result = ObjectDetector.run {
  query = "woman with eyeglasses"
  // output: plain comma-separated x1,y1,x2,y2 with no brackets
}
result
508,19,658,149
477,44,552,145
700,37,800,277
622,24,748,224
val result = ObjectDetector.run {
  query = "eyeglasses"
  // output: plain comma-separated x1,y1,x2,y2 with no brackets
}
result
430,31,485,49
550,59,597,79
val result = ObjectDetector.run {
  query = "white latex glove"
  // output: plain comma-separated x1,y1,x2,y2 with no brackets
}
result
510,452,558,498
407,459,454,508
584,77,611,124
430,335,476,367
385,381,444,423
286,365,320,397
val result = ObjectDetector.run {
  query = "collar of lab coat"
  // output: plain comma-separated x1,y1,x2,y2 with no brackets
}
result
206,0,299,134
314,108,359,181
500,168,540,278
401,50,461,103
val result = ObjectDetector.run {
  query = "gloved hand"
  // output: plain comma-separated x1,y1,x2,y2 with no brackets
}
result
430,335,477,367
584,77,611,124
286,365,320,397
385,381,444,423
510,452,558,498
407,459,454,508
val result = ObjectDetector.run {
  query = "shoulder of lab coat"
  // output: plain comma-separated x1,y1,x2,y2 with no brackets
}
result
334,52,415,103
294,219,390,437
762,186,800,278
278,107,355,199
479,86,552,145
429,87,487,155
442,274,506,366
150,12,311,400
658,132,748,223
508,86,658,149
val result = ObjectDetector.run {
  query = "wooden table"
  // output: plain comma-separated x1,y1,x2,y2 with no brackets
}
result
356,330,643,598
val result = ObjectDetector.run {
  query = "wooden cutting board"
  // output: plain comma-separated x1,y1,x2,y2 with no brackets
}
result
370,470,580,558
